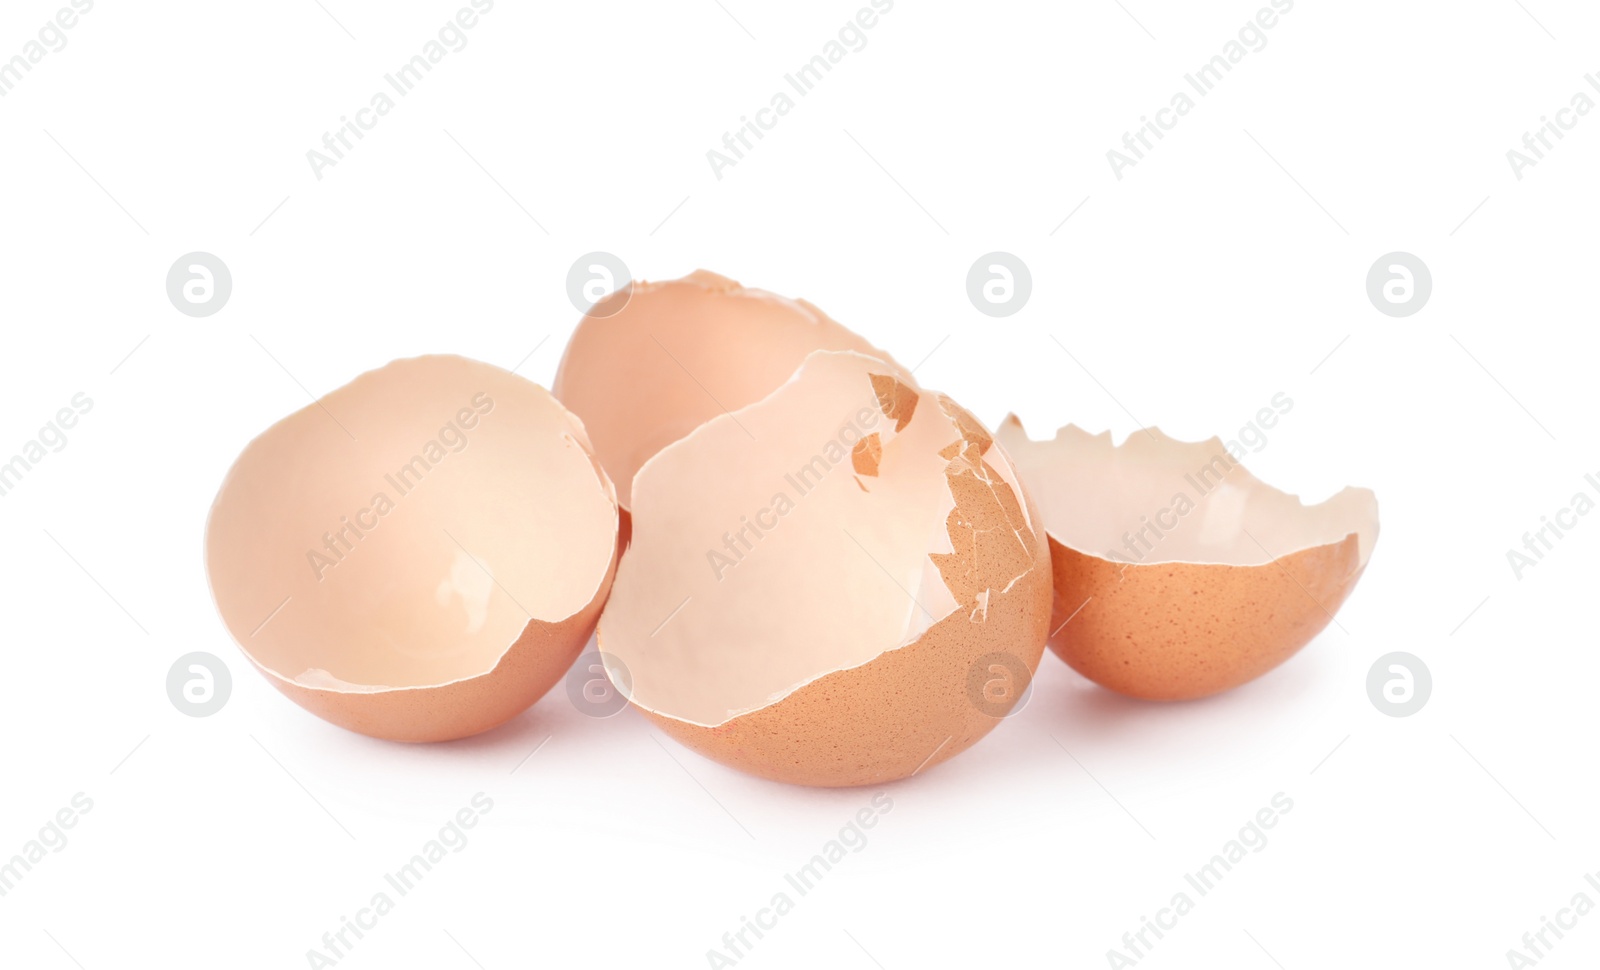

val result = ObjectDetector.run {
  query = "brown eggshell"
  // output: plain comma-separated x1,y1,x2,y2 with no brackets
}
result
645,551,1050,788
205,355,619,741
599,351,1051,787
262,592,614,742
996,417,1378,701
551,270,898,513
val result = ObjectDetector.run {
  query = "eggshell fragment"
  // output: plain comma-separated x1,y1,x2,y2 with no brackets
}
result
599,351,1051,787
206,355,619,741
551,270,897,514
994,418,1378,701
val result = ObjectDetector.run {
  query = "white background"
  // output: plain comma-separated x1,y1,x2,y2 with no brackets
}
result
2,1,1597,967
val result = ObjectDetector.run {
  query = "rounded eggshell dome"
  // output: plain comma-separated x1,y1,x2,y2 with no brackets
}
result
1043,534,1367,700
552,270,895,512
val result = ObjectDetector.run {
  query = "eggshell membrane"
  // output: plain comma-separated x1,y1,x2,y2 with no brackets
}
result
599,351,1051,787
206,355,619,742
995,417,1378,701
551,270,897,512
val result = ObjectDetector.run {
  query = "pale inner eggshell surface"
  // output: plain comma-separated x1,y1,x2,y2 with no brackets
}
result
206,355,618,739
1000,421,1378,568
551,270,896,512
599,351,1052,786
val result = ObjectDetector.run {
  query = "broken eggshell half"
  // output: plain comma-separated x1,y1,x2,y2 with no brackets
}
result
551,270,899,519
994,418,1378,701
598,350,1052,787
205,355,619,742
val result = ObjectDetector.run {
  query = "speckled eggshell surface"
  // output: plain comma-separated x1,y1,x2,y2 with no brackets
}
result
1043,533,1366,700
997,417,1378,701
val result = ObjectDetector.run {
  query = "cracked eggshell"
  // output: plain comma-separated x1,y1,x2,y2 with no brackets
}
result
205,355,619,742
598,351,1051,787
995,417,1378,701
551,270,898,516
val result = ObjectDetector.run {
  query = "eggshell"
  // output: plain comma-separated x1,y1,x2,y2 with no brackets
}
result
205,355,619,741
551,270,897,513
994,418,1378,701
599,351,1051,787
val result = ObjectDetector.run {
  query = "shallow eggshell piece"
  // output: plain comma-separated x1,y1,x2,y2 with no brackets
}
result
205,355,619,741
996,417,1378,701
551,270,897,512
599,351,1051,787
1041,535,1364,700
